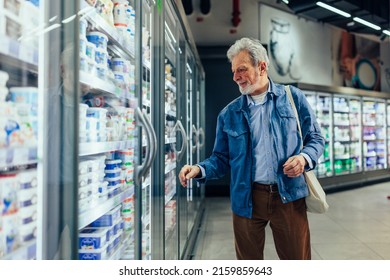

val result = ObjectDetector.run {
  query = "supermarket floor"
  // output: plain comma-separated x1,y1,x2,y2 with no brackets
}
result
192,182,390,260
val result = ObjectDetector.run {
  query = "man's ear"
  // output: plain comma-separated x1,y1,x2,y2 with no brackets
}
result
259,61,266,74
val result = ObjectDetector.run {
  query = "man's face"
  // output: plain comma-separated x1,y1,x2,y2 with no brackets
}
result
231,50,265,95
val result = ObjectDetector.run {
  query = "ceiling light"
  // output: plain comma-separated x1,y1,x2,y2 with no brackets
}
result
353,17,381,30
281,0,289,4
383,30,390,36
316,2,351,18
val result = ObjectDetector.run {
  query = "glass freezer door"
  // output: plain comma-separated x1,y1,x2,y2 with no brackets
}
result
0,0,41,260
304,90,333,177
362,98,387,171
333,95,362,175
77,0,138,260
185,49,198,238
164,1,179,260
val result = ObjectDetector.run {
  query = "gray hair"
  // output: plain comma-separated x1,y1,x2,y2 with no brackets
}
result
227,38,269,71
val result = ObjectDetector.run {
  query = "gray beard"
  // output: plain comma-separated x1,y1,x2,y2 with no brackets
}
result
239,83,257,95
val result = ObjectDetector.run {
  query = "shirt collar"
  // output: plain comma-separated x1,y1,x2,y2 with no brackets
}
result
246,82,271,107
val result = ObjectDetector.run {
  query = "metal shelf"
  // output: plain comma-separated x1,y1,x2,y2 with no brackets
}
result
0,147,38,170
79,140,134,156
0,37,38,73
79,71,119,97
78,187,134,230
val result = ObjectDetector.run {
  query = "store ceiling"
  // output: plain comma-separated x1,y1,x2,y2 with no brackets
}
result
282,0,389,39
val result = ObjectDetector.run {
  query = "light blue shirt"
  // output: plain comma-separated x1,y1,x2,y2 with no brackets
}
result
246,88,278,184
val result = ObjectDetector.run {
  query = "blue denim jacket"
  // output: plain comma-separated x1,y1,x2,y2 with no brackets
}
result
197,79,325,218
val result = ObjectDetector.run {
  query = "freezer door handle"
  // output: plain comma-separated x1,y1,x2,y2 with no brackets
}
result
191,124,198,153
175,120,187,162
143,110,157,173
198,127,205,149
135,107,151,186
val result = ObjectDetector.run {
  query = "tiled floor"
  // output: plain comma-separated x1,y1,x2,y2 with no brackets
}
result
192,182,390,260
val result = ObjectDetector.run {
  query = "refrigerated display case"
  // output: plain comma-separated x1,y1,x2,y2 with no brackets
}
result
362,98,387,171
297,83,390,191
333,95,362,175
387,100,390,167
1,0,205,260
0,0,41,260
304,91,333,177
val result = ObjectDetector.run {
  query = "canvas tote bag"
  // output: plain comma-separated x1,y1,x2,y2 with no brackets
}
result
285,86,329,214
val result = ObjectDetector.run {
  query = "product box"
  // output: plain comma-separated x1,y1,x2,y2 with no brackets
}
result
79,244,108,260
88,204,121,227
79,227,109,250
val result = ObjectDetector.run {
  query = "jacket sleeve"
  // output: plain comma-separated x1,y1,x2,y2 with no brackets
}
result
291,86,325,170
196,111,230,183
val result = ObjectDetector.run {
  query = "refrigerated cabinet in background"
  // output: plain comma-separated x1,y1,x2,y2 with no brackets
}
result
298,83,390,191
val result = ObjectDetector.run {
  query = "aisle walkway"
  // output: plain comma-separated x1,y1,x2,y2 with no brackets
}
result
192,182,390,260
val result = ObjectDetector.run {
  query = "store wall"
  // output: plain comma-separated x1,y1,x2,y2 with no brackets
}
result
381,41,390,92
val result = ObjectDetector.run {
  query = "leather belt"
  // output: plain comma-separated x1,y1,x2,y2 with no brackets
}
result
253,182,279,193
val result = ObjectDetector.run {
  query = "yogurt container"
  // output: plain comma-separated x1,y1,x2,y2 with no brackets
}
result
94,47,108,66
105,176,121,187
19,222,37,243
86,31,108,50
113,0,129,27
18,170,38,190
79,18,88,38
80,37,87,56
105,159,122,170
18,204,37,225
9,87,38,105
86,41,96,60
111,58,128,73
87,107,107,120
104,168,121,178
18,188,37,208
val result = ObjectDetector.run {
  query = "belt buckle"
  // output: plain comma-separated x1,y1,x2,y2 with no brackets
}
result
269,184,278,193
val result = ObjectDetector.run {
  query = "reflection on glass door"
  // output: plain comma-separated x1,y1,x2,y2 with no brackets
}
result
77,0,138,260
0,0,41,260
164,2,178,260
185,50,196,235
140,0,153,260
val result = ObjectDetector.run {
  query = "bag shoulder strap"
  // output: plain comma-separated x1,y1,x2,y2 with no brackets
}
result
285,85,303,150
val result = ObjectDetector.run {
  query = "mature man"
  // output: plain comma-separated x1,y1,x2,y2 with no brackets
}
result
179,37,324,260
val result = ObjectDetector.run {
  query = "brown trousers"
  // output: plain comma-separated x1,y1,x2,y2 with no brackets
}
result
232,184,311,260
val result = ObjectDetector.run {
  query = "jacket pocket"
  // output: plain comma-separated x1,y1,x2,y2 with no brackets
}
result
275,106,301,159
223,128,249,159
